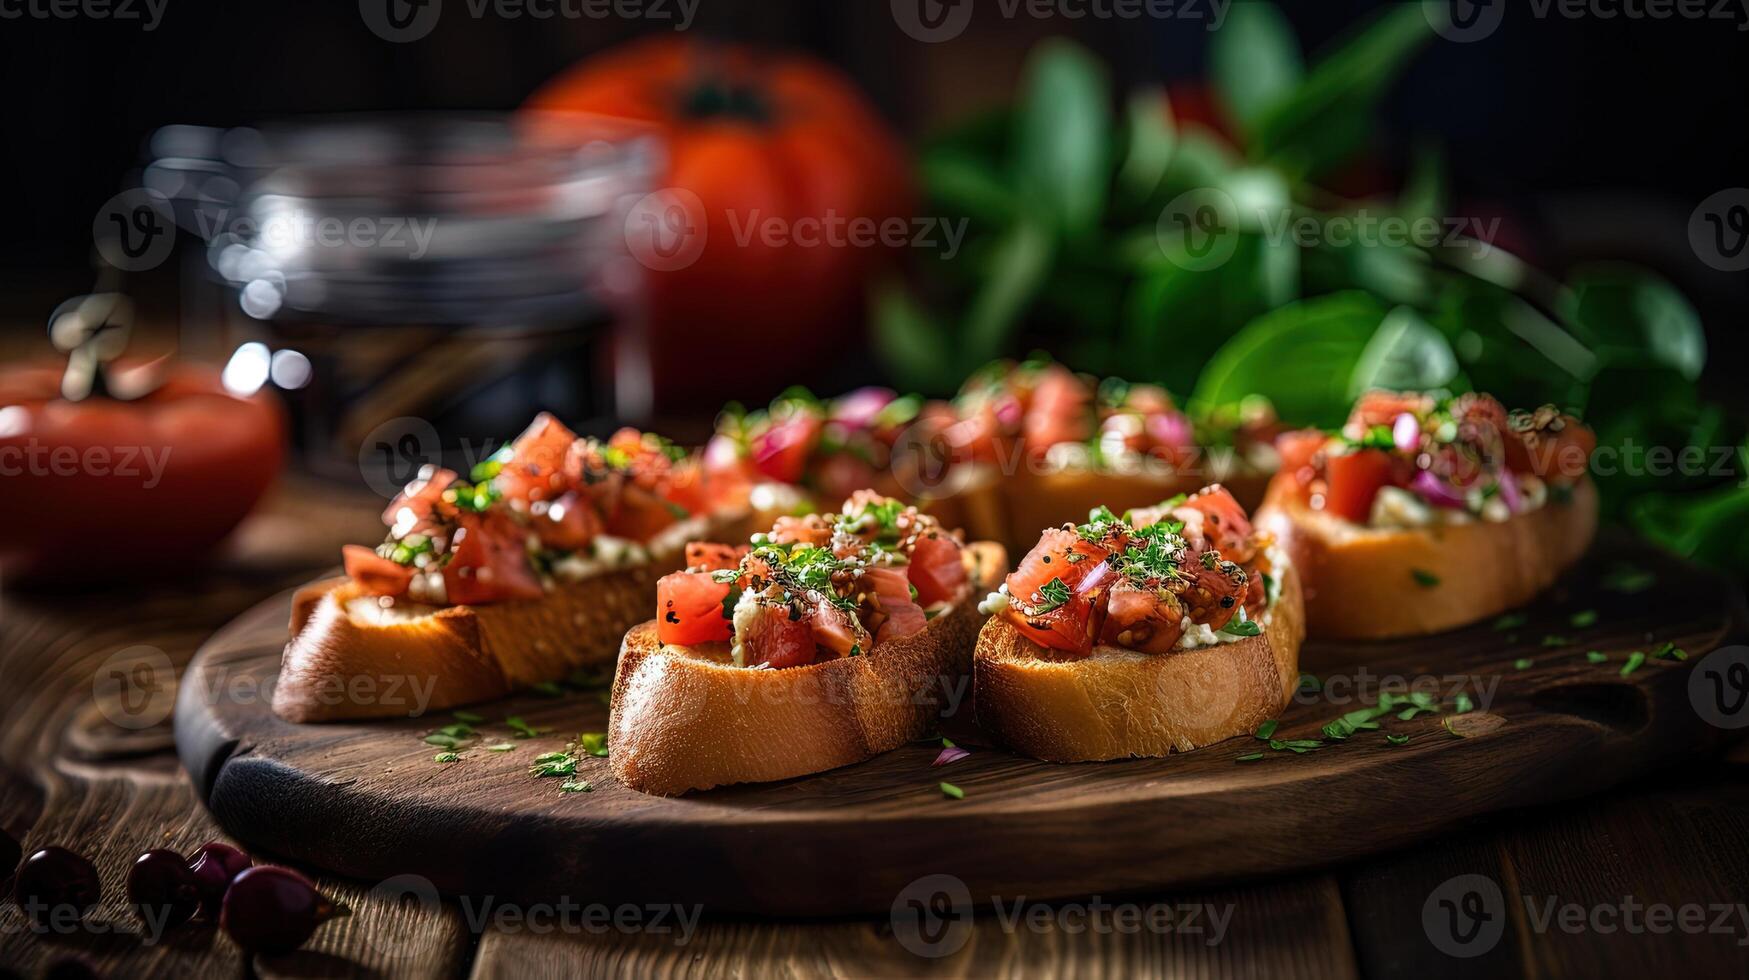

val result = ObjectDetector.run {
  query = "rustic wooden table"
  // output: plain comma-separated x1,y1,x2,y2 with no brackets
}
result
2,484,1747,979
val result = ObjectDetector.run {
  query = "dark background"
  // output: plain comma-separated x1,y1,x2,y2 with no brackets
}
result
2,0,1745,387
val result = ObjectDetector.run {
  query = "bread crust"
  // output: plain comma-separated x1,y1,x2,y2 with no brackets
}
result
272,511,754,723
1253,477,1598,639
973,563,1305,762
608,541,1007,796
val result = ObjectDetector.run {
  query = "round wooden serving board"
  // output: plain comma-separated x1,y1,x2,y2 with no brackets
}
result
176,533,1746,917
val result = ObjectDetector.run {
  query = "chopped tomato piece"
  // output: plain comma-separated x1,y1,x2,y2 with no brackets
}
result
739,602,818,668
443,512,543,605
1348,390,1433,430
865,565,929,644
1098,582,1186,654
1024,365,1094,456
498,413,579,506
908,532,967,606
1171,485,1254,555
1178,554,1248,632
769,514,832,547
807,597,867,657
1005,528,1117,603
685,541,748,572
531,490,601,552
381,466,458,530
1322,449,1395,523
344,545,414,598
1506,410,1595,481
598,483,680,541
1275,429,1328,487
656,571,734,645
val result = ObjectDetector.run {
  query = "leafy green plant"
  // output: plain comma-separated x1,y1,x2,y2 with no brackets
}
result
874,3,1746,577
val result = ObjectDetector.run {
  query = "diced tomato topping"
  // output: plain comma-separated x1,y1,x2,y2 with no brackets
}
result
908,532,967,607
1171,485,1253,555
656,571,734,645
344,544,415,598
1023,365,1094,456
1099,582,1186,654
497,412,580,506
769,514,833,547
1275,429,1328,487
1348,390,1434,430
807,597,866,657
598,484,679,541
1180,556,1248,632
530,490,601,552
1322,449,1395,523
865,564,929,644
685,541,748,572
381,466,458,530
1005,528,1116,601
1506,411,1595,481
739,603,818,669
443,512,543,605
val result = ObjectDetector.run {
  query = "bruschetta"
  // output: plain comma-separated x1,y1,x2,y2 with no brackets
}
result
1254,391,1599,639
273,415,753,722
973,485,1304,762
608,491,1005,795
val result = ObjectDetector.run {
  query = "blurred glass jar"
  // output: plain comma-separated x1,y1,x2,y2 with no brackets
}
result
144,113,657,488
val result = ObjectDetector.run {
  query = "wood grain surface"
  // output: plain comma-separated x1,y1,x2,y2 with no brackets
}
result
5,485,1749,978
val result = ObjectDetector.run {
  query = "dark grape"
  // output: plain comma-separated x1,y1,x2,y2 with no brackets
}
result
187,841,252,919
13,847,101,928
126,849,201,931
220,866,334,955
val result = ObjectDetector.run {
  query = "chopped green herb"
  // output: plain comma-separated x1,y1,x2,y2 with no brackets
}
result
1620,651,1647,677
424,734,460,749
529,752,577,777
452,710,487,724
1541,634,1570,648
939,782,965,800
1411,569,1440,588
1385,734,1410,746
559,778,593,794
1514,658,1533,671
484,743,516,753
1033,577,1072,614
434,752,460,763
1236,752,1264,763
579,733,609,758
1492,613,1528,631
1220,617,1262,638
1254,719,1279,740
434,723,474,739
1586,651,1609,664
941,737,956,749
1569,610,1598,628
1653,642,1687,661
505,716,542,739
1452,694,1474,714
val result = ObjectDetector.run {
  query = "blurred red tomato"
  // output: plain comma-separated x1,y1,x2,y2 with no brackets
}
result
526,36,914,409
0,363,284,582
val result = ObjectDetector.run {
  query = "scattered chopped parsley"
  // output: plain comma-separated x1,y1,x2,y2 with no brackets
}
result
1569,610,1598,628
1220,617,1262,638
1452,694,1474,714
1385,734,1410,746
1514,658,1533,671
1254,719,1279,740
1411,569,1440,588
434,752,460,763
939,782,965,800
579,733,609,758
529,752,577,778
424,734,461,749
485,743,516,753
1033,577,1072,615
1541,634,1570,648
1601,563,1656,594
1492,613,1528,631
1236,752,1264,763
559,779,593,794
1620,651,1647,677
1653,642,1688,661
453,710,487,724
1586,651,1609,664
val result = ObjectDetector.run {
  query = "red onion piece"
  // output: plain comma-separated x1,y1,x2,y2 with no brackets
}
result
933,746,971,766
1411,469,1468,509
831,387,896,429
1497,467,1523,514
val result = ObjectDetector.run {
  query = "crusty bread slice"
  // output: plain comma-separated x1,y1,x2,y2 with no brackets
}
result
973,563,1305,762
1253,477,1598,640
607,541,1008,796
273,511,754,722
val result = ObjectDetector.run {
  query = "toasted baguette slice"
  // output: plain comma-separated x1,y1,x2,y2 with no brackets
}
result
1253,477,1598,640
608,541,1007,796
974,564,1305,762
273,510,754,722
